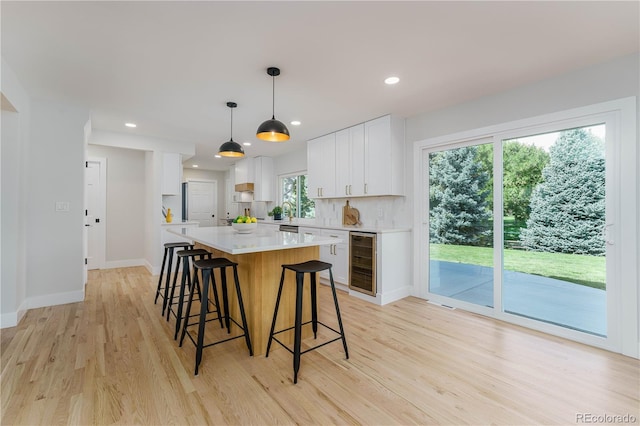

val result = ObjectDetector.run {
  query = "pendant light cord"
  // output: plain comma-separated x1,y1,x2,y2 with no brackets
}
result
230,105,234,141
271,74,276,120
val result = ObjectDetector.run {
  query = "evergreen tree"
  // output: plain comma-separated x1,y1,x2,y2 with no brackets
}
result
429,146,491,245
520,128,605,255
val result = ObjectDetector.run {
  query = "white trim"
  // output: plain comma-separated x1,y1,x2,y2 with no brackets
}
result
25,290,84,310
104,259,147,269
0,300,26,329
413,97,637,357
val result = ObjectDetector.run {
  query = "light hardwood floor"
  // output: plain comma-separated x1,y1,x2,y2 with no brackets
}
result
2,266,638,425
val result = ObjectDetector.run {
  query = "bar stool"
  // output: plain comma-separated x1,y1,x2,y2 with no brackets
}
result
266,260,349,384
155,242,193,315
166,249,217,340
180,257,253,375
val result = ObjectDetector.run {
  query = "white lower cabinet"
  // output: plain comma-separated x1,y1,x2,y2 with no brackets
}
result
320,230,349,285
299,227,347,286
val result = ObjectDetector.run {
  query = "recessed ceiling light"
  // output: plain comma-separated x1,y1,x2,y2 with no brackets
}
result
384,76,400,85
243,142,251,146
125,122,137,128
214,155,222,158
192,164,199,168
291,120,301,126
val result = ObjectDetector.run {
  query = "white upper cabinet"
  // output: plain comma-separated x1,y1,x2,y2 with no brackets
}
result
307,133,336,198
335,124,365,197
253,156,274,201
364,115,404,196
162,152,181,195
309,115,404,199
234,157,254,184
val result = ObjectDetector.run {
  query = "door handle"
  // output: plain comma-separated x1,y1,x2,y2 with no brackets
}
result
85,224,90,227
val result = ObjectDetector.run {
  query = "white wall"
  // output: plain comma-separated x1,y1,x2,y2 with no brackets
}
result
1,58,31,327
88,131,197,275
145,151,162,274
87,145,146,267
26,99,90,308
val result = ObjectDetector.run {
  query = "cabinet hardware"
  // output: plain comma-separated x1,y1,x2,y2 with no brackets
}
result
349,185,352,195
364,183,368,194
345,185,348,195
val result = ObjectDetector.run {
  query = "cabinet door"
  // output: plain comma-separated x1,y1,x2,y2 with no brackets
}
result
307,133,335,198
162,153,181,195
322,230,349,284
364,116,392,196
253,156,274,201
335,129,350,197
234,157,254,184
349,124,365,196
335,125,365,197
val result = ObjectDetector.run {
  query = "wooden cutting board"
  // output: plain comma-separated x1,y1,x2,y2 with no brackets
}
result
342,200,362,226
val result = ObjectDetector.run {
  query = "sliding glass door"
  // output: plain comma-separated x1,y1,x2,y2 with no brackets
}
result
501,124,607,336
428,140,494,309
418,98,635,353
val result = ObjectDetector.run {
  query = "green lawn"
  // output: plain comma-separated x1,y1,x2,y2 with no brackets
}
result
430,243,606,290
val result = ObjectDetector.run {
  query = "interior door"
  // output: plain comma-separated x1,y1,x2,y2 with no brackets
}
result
85,158,106,270
188,180,217,227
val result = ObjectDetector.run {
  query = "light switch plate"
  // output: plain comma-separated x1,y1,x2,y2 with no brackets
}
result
55,201,70,212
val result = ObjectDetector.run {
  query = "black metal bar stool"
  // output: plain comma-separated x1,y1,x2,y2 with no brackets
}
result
180,257,253,375
166,249,219,340
266,260,349,384
155,242,193,315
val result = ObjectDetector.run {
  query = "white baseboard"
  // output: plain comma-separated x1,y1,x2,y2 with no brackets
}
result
2,290,84,329
380,286,412,305
104,259,146,269
1,312,18,328
26,289,85,310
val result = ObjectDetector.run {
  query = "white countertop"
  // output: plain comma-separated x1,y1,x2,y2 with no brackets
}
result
161,220,199,226
258,218,410,234
167,225,341,255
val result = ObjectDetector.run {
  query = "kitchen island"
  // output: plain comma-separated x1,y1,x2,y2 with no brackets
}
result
167,226,341,356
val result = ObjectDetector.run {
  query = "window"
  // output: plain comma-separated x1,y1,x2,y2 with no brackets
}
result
281,173,315,218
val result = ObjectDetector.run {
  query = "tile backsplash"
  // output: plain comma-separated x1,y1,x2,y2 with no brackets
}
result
314,196,409,229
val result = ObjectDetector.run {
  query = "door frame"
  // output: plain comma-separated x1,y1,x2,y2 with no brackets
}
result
85,157,107,271
413,97,637,357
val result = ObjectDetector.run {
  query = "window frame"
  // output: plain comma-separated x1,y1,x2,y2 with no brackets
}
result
278,171,315,219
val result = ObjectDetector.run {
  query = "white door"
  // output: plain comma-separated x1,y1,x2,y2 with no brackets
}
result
188,180,217,227
85,158,106,270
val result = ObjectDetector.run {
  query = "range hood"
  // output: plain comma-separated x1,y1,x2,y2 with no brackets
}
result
235,182,254,192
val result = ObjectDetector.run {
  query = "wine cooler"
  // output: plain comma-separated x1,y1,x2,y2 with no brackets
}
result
349,232,376,296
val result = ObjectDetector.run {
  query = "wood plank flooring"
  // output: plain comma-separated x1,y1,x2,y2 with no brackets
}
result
1,266,638,425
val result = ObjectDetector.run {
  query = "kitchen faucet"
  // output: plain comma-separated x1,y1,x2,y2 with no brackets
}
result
281,201,294,223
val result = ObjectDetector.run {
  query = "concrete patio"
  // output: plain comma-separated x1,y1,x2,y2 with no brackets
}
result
429,260,606,336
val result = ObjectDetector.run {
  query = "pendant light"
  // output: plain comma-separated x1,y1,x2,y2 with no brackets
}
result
218,102,245,158
256,67,290,142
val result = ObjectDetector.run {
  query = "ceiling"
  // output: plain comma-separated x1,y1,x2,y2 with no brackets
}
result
2,1,638,171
